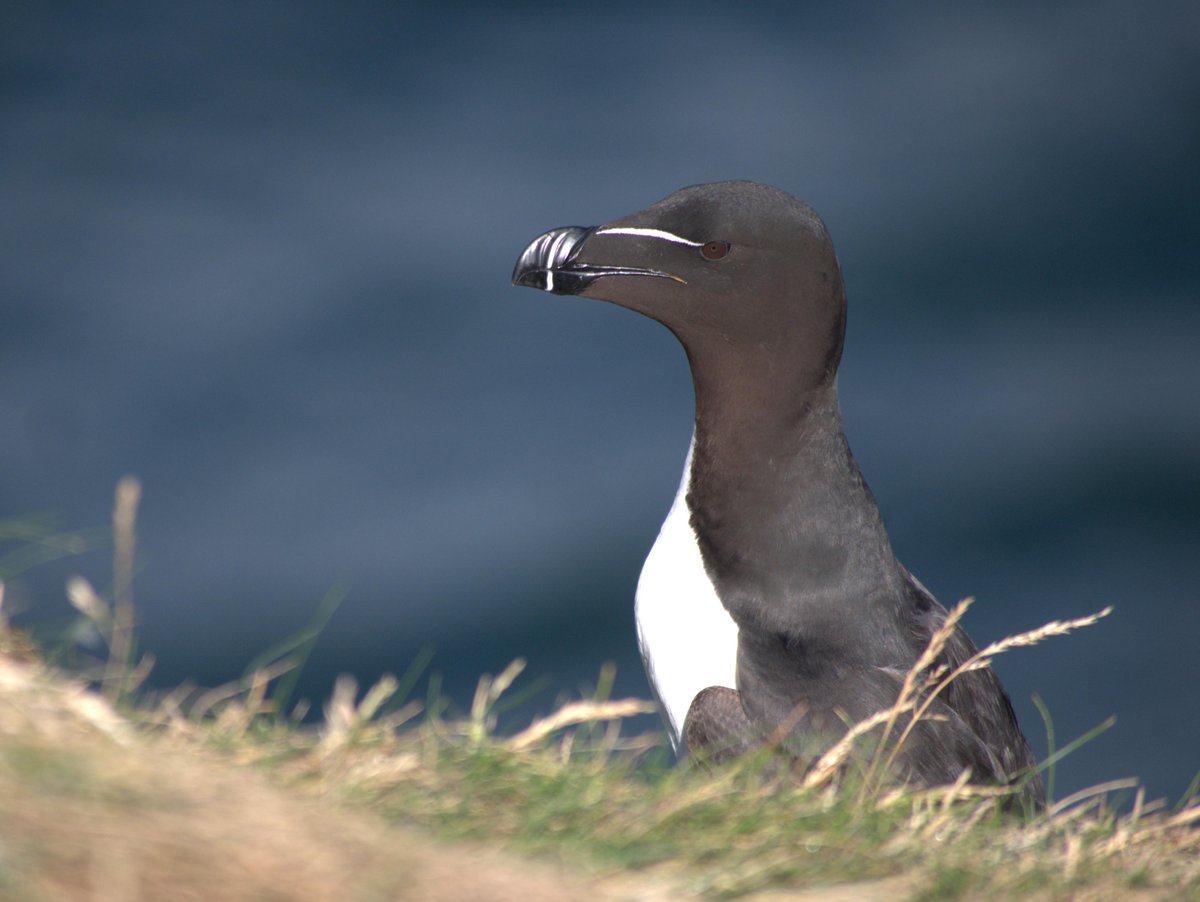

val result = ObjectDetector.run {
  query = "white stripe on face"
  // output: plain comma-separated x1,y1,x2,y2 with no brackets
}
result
595,227,703,247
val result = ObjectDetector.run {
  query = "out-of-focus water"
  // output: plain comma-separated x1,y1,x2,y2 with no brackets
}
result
3,1,1198,800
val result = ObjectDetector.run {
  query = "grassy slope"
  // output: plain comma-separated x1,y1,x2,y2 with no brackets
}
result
0,651,647,902
1,638,1198,902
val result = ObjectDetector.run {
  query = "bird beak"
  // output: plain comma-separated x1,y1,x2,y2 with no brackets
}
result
512,225,684,295
511,226,595,294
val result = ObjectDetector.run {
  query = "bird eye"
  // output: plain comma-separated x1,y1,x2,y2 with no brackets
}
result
701,240,731,260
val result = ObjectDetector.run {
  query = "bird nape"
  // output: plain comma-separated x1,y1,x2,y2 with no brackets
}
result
513,180,1043,806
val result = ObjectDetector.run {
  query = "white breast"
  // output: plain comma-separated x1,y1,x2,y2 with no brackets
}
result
635,437,739,753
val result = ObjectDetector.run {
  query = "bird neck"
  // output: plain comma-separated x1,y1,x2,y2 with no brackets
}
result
686,376,905,644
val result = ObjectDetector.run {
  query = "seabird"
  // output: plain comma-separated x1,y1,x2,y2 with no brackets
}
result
512,181,1042,801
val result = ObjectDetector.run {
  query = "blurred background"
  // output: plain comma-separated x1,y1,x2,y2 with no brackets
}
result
3,1,1197,800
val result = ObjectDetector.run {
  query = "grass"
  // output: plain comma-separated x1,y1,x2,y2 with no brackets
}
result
1,480,1198,900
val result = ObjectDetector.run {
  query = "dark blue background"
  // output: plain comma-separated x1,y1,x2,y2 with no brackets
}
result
3,1,1198,800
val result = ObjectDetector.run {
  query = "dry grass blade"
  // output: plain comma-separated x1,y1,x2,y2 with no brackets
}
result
1127,800,1200,842
902,599,973,696
320,673,402,753
66,575,111,629
1104,786,1149,853
469,658,527,745
962,606,1114,670
189,657,299,721
915,769,974,839
105,476,141,703
508,698,657,751
804,705,913,790
852,599,971,799
883,605,1114,780
1045,777,1140,816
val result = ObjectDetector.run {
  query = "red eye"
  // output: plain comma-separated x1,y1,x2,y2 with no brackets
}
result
701,240,731,260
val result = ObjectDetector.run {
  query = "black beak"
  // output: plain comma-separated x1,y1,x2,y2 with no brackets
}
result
512,225,686,295
511,226,596,294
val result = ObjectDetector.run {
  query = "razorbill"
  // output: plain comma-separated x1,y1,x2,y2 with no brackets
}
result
512,181,1042,800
